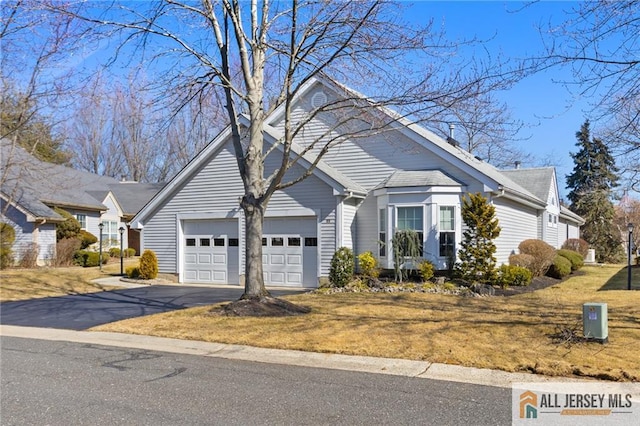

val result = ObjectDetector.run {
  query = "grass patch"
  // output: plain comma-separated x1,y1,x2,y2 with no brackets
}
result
93,264,640,381
0,258,138,301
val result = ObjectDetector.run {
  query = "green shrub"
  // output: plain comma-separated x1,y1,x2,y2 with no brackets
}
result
109,247,121,258
74,250,109,267
125,265,141,279
139,249,159,279
557,249,584,271
329,247,354,287
357,251,379,279
78,230,98,249
561,238,589,258
53,207,81,241
497,264,533,288
547,254,572,279
0,222,16,269
518,239,556,277
417,260,435,282
124,248,136,258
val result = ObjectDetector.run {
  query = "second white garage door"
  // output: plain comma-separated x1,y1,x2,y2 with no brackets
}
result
262,217,317,287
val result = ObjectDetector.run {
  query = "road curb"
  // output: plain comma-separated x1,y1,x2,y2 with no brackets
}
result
0,324,589,388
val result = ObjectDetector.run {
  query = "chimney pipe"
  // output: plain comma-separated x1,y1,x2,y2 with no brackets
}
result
515,161,521,169
449,123,455,139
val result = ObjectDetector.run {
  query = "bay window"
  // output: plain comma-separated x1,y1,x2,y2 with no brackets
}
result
439,206,455,258
397,206,423,256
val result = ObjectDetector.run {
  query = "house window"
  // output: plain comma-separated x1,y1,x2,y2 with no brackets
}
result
228,238,239,247
397,206,423,256
76,214,87,229
200,238,211,247
379,208,386,257
288,237,301,247
439,206,455,258
213,238,225,247
186,238,196,247
304,237,318,247
103,221,119,246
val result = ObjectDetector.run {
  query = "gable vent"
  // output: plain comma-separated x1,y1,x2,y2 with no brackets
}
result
311,91,327,109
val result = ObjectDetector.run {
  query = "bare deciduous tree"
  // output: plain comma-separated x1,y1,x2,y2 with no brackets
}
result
541,0,640,191
57,0,522,303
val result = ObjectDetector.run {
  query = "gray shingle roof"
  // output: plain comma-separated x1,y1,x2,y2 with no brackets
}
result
500,167,555,202
375,170,465,189
1,140,161,220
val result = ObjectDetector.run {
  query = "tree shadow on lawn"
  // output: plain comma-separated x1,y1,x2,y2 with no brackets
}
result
599,265,640,291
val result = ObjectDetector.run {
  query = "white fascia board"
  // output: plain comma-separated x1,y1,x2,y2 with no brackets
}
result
374,186,465,197
130,127,233,227
177,210,243,220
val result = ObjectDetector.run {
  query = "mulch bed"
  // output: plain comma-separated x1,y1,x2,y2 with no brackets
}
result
492,271,585,296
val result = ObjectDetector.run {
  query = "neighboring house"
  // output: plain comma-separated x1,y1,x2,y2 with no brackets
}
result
0,140,162,265
131,77,584,288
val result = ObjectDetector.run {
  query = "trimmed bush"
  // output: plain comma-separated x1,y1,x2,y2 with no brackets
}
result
124,248,136,258
329,247,354,287
78,230,98,249
547,254,572,279
125,265,141,279
518,239,556,277
561,238,589,258
139,249,159,279
1,222,16,269
109,247,121,258
497,264,533,288
418,260,435,282
74,250,109,267
508,253,535,270
357,251,379,279
557,249,584,271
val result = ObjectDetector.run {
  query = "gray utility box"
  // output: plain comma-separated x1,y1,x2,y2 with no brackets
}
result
583,303,608,343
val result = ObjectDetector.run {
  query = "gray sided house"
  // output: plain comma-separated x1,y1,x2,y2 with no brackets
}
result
131,77,584,288
0,140,162,265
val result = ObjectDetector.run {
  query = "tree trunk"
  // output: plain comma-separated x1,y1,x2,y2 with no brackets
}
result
241,196,271,300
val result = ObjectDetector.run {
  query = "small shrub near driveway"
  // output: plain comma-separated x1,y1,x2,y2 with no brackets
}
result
557,249,584,271
518,239,556,276
418,260,435,282
126,265,141,278
547,254,572,279
139,249,159,279
329,247,354,287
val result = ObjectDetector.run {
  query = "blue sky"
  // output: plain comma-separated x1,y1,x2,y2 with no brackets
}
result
409,1,592,199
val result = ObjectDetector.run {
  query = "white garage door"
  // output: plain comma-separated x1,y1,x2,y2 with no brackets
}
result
183,219,239,284
262,217,317,287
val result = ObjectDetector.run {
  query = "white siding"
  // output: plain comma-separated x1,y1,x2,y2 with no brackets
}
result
341,198,358,251
355,194,379,262
0,201,56,265
492,197,540,264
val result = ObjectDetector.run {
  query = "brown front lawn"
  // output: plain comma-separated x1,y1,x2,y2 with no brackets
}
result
92,264,640,381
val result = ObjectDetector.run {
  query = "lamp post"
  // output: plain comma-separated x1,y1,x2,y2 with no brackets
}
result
628,223,634,291
119,226,125,276
98,222,104,272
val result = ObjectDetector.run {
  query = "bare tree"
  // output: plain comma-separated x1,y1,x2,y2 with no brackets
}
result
57,0,521,303
541,0,640,191
429,89,531,168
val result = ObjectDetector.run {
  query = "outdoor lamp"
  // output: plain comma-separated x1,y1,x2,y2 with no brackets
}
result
98,222,104,272
628,223,634,290
119,226,125,276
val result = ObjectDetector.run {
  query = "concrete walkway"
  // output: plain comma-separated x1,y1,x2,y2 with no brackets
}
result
0,324,587,389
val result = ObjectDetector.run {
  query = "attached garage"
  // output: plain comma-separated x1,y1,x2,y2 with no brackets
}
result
262,217,318,287
181,216,318,287
183,219,240,284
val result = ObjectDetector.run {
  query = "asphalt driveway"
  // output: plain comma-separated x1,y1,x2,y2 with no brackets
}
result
0,285,300,331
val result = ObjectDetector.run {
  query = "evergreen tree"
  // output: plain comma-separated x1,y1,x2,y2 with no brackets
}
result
566,120,623,262
0,88,71,165
456,192,501,284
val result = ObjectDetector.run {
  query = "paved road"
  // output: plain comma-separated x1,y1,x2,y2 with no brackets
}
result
1,336,512,425
0,286,298,330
